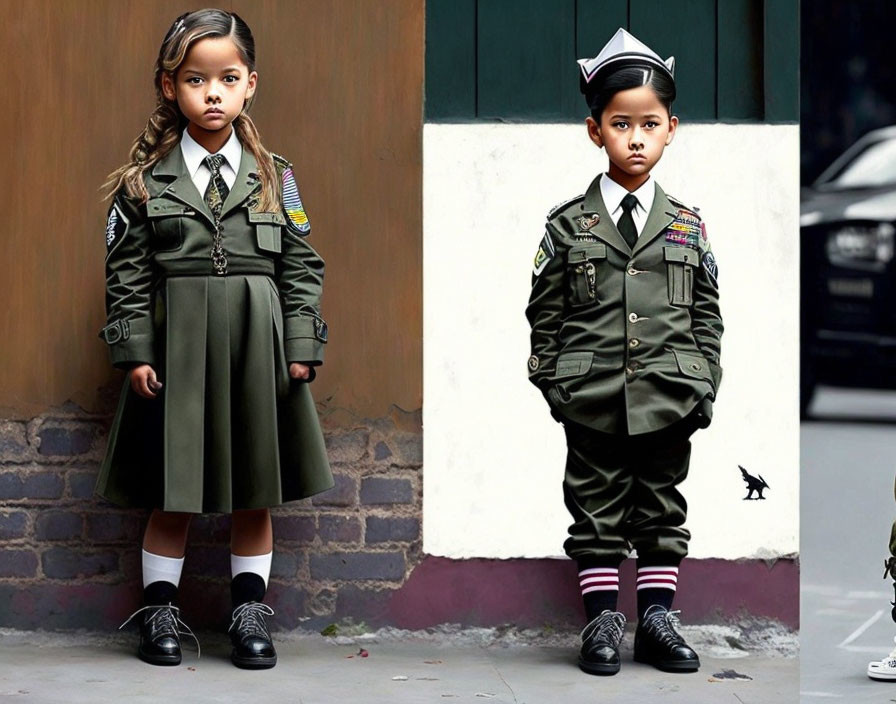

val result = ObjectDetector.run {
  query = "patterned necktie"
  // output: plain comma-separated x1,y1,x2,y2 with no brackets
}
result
203,154,229,275
617,193,639,250
203,154,229,220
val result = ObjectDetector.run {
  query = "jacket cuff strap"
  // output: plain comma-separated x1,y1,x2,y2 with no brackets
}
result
100,317,155,368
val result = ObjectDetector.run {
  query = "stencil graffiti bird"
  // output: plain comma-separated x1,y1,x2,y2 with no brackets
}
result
739,465,769,500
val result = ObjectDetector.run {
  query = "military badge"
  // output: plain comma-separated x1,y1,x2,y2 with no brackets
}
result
281,167,310,235
576,213,600,231
105,201,128,252
533,231,555,276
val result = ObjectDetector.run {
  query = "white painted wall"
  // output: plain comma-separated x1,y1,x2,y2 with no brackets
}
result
422,123,799,560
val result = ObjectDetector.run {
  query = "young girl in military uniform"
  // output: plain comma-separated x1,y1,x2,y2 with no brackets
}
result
97,9,332,669
526,28,722,676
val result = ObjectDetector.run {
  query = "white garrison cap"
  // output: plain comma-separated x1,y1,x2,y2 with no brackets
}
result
578,27,675,90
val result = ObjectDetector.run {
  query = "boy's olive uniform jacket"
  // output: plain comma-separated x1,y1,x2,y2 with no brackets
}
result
526,175,723,435
95,146,333,513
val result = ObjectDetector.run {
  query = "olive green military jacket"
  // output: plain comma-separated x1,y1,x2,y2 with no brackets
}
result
100,146,327,368
526,175,723,435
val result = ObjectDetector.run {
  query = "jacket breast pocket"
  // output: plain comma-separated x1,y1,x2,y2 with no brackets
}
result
146,198,193,252
664,246,699,306
565,243,607,307
248,211,286,254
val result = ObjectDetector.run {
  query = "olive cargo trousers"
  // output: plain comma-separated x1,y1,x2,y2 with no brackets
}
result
562,411,701,567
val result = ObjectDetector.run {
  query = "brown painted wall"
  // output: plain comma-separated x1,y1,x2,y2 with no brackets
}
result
0,0,423,422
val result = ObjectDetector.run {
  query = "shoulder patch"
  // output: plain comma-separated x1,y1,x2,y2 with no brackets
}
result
105,201,129,253
702,250,718,282
533,231,555,276
281,165,311,235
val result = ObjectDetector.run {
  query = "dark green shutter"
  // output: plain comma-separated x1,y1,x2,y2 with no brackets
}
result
425,0,798,123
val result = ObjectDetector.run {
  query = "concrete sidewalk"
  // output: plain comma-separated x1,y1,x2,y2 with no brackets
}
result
2,625,796,703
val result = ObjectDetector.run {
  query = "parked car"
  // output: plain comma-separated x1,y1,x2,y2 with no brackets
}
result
801,125,896,415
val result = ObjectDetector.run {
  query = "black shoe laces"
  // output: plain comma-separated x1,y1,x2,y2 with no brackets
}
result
641,608,686,648
229,601,275,638
119,603,201,657
581,610,626,648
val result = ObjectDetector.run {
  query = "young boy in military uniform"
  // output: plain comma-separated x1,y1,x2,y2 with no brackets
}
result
526,28,722,676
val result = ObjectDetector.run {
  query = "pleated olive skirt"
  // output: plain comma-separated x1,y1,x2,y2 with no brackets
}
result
96,275,333,513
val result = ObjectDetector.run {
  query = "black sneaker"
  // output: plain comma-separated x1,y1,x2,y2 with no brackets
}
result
229,601,277,669
578,610,626,676
119,604,198,666
633,605,700,673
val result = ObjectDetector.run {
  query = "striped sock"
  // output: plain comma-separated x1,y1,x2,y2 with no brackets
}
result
636,565,678,620
579,567,620,621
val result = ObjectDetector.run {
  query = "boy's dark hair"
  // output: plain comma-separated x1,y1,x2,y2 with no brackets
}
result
585,67,676,121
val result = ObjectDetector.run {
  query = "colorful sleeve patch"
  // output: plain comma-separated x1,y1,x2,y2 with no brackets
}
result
282,166,311,235
533,231,555,276
105,201,128,252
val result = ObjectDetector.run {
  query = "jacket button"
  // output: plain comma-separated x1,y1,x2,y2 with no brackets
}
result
627,267,637,276
628,312,638,322
690,362,701,371
629,338,640,348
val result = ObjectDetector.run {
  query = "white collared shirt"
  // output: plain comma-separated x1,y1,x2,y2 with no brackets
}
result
600,174,655,238
179,127,242,196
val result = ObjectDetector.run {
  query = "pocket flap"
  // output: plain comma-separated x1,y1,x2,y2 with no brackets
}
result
146,198,193,217
568,243,607,263
663,246,698,266
554,351,594,378
256,223,282,253
672,349,712,380
248,210,287,225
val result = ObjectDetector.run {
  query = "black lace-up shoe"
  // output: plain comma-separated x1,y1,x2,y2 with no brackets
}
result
579,610,626,675
119,603,200,666
229,601,277,669
633,605,700,672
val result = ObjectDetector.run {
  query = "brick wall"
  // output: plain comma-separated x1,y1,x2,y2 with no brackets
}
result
0,398,423,632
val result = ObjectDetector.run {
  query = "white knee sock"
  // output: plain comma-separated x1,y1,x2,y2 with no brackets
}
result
231,551,272,588
142,549,185,588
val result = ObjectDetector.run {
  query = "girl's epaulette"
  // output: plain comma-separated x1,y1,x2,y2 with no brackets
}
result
271,152,291,175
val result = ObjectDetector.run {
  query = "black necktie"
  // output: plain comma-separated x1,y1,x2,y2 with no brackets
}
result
617,193,639,250
203,154,229,220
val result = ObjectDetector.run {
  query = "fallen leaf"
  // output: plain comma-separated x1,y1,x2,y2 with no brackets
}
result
424,660,443,664
359,648,369,658
474,694,497,698
392,675,409,681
